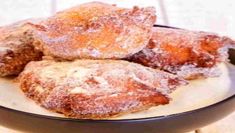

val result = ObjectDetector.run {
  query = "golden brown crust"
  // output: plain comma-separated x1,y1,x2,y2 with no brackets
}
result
0,19,43,76
128,27,235,79
19,60,186,119
30,2,156,60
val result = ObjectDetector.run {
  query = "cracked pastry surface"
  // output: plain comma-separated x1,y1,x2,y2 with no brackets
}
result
19,60,186,119
0,19,43,76
30,2,156,60
128,27,235,79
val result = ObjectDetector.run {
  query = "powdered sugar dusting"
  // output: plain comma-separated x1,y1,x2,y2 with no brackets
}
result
19,60,186,119
128,26,235,79
31,2,156,60
176,65,221,79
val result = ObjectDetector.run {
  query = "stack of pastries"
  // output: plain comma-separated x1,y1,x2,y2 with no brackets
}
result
0,2,234,119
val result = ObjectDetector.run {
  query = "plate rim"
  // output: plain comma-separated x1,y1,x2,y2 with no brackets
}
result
0,24,234,123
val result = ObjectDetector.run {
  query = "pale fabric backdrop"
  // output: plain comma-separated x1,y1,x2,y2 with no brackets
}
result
0,0,235,37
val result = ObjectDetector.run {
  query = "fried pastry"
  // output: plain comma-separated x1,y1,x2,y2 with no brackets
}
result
0,19,43,76
19,60,186,119
128,27,235,79
30,2,156,60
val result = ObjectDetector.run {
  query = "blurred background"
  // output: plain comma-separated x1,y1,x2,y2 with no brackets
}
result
0,0,235,38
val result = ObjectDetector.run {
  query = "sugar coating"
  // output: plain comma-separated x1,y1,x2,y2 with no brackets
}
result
19,60,186,119
0,19,43,76
31,2,156,60
128,27,235,79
